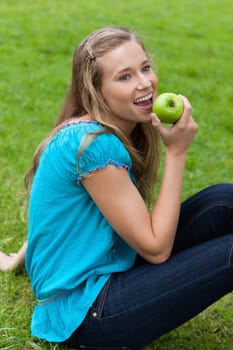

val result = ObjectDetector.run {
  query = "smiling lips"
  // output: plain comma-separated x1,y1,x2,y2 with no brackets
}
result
134,92,153,108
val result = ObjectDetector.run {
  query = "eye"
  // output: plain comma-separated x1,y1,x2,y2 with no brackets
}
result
119,74,131,81
142,64,151,72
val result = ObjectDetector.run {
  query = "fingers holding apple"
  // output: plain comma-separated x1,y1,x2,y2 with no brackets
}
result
152,93,198,154
152,93,184,124
151,92,197,131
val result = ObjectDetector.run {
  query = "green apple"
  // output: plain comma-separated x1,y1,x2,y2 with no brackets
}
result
153,93,184,123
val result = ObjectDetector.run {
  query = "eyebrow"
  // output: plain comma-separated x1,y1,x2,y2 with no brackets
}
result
117,59,150,74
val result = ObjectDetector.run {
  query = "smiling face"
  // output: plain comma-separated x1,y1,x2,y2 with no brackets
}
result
99,40,158,134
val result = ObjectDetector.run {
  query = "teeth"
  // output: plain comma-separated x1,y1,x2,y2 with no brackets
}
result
134,93,152,104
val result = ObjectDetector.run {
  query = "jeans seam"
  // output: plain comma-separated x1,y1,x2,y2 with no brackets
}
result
179,201,233,236
91,277,112,319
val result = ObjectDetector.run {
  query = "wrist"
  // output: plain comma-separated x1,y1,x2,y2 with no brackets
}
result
166,149,187,162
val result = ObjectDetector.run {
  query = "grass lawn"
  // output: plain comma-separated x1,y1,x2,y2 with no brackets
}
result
0,0,232,349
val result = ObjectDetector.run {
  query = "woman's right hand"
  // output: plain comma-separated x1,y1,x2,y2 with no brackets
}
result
151,95,199,156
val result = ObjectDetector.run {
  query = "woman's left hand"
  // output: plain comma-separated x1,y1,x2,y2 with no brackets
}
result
0,251,19,272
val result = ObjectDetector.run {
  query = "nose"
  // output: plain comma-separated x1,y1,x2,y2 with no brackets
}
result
136,73,151,90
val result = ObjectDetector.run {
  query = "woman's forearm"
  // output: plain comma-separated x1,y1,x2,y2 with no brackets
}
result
151,151,187,260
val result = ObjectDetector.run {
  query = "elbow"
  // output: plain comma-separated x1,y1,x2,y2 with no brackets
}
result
156,252,171,264
144,249,172,265
152,253,171,264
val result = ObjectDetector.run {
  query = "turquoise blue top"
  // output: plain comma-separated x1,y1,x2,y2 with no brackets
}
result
25,121,137,342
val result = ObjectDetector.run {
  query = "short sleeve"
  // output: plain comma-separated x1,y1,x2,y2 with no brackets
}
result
78,132,132,181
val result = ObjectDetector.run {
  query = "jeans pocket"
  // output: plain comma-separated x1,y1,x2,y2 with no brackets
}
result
89,277,112,320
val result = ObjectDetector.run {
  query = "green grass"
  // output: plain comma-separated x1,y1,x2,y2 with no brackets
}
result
0,0,232,349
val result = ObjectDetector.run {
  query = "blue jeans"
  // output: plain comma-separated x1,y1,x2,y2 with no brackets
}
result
65,184,233,350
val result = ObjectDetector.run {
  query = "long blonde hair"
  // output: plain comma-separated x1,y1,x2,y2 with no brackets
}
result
24,26,161,206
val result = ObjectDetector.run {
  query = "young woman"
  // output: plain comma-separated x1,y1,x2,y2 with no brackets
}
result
1,26,233,350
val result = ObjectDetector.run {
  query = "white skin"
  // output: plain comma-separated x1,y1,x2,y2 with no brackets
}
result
100,40,158,134
0,39,198,270
0,241,27,272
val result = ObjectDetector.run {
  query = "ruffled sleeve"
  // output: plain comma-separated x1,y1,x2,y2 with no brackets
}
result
78,132,132,182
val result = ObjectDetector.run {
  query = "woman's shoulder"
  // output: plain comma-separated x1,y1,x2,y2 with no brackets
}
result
51,119,104,149
47,117,129,161
57,118,125,151
60,119,104,135
79,124,128,157
74,122,132,177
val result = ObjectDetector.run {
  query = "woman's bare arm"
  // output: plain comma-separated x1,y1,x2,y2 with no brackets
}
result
82,96,198,264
